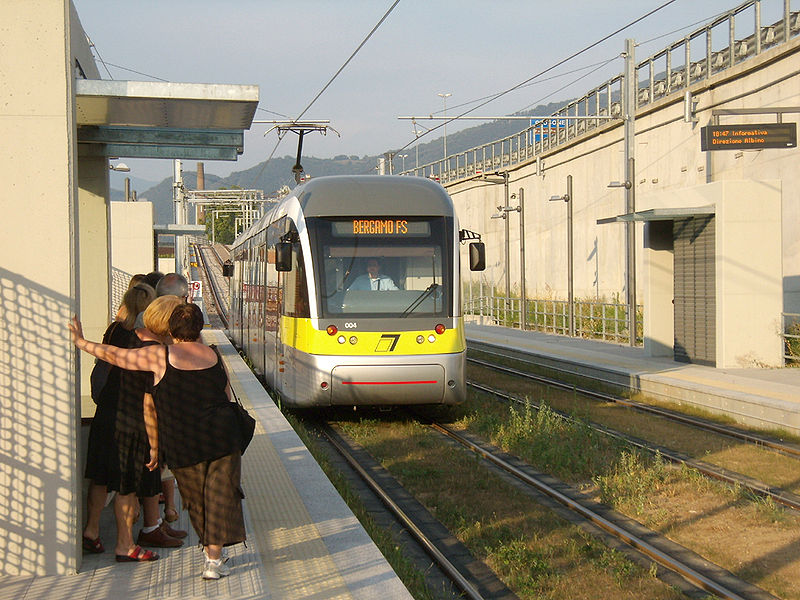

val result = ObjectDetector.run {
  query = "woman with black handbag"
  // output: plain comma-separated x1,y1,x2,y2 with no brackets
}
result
71,303,245,579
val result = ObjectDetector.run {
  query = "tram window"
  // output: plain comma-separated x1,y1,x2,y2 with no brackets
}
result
308,216,452,318
284,244,310,318
318,247,444,315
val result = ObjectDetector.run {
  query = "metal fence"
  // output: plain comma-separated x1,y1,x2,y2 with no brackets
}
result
111,266,134,313
464,286,643,346
405,0,800,182
783,312,800,364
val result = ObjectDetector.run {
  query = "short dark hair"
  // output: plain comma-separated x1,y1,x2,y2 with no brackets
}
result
168,303,204,341
143,271,164,289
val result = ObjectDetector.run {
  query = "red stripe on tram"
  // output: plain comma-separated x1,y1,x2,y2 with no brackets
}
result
342,380,438,385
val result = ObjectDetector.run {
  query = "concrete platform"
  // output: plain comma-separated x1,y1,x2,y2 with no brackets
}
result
466,322,800,437
1,330,412,600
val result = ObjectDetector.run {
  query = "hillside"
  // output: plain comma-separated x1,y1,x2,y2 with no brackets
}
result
120,101,568,223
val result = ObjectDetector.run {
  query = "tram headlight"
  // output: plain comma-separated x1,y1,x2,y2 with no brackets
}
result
337,335,346,344
427,334,436,343
349,336,358,345
326,325,338,336
435,323,446,335
416,335,425,344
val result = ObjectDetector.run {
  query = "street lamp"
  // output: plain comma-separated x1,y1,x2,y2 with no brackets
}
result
437,92,451,160
398,154,408,173
550,175,574,336
110,162,133,201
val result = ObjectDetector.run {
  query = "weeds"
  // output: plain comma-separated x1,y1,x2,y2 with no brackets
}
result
593,451,668,515
485,397,623,482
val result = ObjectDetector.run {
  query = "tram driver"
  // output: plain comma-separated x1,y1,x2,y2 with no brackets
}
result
347,258,398,291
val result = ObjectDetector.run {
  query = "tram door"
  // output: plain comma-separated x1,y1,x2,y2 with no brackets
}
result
673,216,716,366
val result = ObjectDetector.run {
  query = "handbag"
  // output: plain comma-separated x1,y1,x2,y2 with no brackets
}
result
90,321,120,403
230,391,256,455
211,345,256,454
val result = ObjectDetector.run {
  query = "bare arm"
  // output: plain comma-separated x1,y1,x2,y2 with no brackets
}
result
70,316,164,374
143,393,159,471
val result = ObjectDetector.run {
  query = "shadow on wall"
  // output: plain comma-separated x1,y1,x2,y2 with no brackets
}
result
0,266,76,576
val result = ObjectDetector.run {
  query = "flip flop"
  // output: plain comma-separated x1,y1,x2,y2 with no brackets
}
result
115,545,159,562
82,536,104,554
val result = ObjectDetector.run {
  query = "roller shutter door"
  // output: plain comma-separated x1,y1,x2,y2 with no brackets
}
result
673,216,715,366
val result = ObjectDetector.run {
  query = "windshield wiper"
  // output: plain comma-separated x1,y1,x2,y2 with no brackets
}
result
400,283,439,318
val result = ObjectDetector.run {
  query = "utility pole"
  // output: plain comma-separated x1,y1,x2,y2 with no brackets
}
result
502,172,510,307
173,159,186,276
518,188,526,330
624,38,637,346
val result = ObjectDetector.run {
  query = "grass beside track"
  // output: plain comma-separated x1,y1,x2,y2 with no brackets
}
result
338,415,684,600
455,384,800,600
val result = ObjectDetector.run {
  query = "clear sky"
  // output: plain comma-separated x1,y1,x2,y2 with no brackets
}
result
72,0,761,185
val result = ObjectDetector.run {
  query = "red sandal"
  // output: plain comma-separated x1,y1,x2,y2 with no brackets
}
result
82,536,104,554
115,545,159,562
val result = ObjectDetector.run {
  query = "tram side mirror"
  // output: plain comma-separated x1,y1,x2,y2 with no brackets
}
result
275,242,292,272
222,260,234,278
469,242,486,271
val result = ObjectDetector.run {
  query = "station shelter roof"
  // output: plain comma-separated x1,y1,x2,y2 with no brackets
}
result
75,79,259,161
597,205,716,225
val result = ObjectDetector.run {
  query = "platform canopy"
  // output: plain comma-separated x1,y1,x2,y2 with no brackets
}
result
75,80,259,161
597,205,715,224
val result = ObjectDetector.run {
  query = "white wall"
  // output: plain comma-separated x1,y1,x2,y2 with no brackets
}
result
111,201,155,276
450,36,799,366
0,0,97,576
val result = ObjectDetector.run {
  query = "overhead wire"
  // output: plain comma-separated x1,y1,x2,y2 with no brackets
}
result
250,0,402,187
428,57,623,117
85,34,114,79
294,0,401,123
638,9,731,48
100,61,169,82
513,56,618,115
394,0,681,155
380,57,617,175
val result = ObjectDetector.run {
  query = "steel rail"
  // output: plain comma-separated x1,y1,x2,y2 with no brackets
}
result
427,420,757,600
467,379,800,512
194,243,229,328
467,345,800,459
319,424,486,600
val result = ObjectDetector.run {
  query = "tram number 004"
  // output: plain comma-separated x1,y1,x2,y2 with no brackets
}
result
344,322,358,329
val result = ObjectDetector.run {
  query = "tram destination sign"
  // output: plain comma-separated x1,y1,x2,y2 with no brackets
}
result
700,123,797,151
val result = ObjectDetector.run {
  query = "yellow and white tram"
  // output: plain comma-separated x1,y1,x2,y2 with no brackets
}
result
230,175,484,408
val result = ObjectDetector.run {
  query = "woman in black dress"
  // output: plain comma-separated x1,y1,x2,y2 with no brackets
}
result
114,295,188,556
82,284,154,556
71,303,244,578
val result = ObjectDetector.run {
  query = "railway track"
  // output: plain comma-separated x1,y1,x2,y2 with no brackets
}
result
418,415,779,600
194,243,230,327
467,342,800,459
466,376,800,513
313,419,517,600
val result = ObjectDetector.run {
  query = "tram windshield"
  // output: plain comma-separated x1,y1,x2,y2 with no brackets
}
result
308,216,452,318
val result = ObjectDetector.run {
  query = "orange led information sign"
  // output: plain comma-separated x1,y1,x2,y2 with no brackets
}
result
332,219,431,237
700,123,796,151
353,219,408,234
